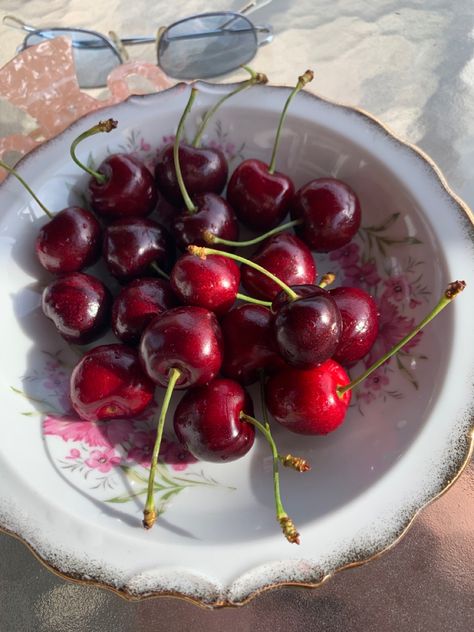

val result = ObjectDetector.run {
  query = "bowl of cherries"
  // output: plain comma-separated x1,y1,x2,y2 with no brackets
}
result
0,70,472,607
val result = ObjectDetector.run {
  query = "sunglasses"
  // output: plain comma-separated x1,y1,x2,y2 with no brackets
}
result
3,2,273,89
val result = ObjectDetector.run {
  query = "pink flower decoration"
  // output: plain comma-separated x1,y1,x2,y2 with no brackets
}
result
364,368,389,392
66,448,81,460
357,390,376,405
160,440,198,472
365,297,423,366
382,276,411,303
329,242,360,267
343,261,380,288
126,430,156,467
85,449,121,473
140,138,151,152
43,414,134,447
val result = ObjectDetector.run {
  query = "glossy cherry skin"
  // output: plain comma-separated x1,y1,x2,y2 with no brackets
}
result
36,206,101,274
70,344,155,422
42,272,111,344
220,304,285,385
172,192,238,252
272,284,342,369
226,159,295,231
291,178,361,252
112,278,178,344
139,306,223,388
266,360,352,435
155,143,228,206
241,233,316,301
174,378,255,462
170,254,240,316
329,286,379,365
89,154,157,220
103,218,173,282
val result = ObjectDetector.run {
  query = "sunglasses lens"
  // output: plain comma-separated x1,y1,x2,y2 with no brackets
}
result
25,29,121,88
158,13,258,79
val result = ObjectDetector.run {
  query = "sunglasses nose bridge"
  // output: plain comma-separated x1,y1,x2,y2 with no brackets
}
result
255,24,273,46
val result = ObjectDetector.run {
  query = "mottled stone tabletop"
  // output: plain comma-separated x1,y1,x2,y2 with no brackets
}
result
0,0,473,630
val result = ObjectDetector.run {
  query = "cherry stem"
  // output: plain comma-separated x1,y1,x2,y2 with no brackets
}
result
236,293,272,307
240,411,300,544
337,280,466,397
192,66,268,148
188,245,299,301
69,119,118,184
318,272,336,289
268,70,314,175
150,261,170,280
174,88,198,215
204,219,302,248
0,159,53,219
143,367,181,529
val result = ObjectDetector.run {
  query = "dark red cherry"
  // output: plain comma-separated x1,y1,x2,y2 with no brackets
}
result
266,360,351,435
172,192,238,252
291,178,361,252
227,159,294,231
155,143,228,207
70,344,155,422
170,253,240,316
112,278,178,344
42,272,111,344
103,218,173,282
329,286,379,365
241,233,316,301
272,284,342,369
139,306,223,388
89,154,157,220
174,378,255,462
36,206,101,274
220,304,285,384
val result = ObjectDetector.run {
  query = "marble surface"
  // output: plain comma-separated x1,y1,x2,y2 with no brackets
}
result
0,0,473,629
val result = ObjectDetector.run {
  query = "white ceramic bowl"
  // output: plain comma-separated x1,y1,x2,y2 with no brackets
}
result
0,81,473,607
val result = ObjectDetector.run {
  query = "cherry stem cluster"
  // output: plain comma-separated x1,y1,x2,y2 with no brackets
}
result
192,66,268,148
240,411,301,544
70,119,118,184
337,280,466,397
143,367,181,529
0,159,53,219
204,218,303,248
188,245,299,301
268,70,314,175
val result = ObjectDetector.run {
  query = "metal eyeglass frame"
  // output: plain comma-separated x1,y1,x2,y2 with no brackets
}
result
3,1,273,77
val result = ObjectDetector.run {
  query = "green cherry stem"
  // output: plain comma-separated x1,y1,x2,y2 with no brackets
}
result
268,70,314,175
0,159,53,219
188,245,299,301
337,280,466,398
150,261,170,280
174,88,198,215
236,293,272,307
143,367,181,529
204,219,302,248
69,118,118,184
240,411,300,544
192,66,268,148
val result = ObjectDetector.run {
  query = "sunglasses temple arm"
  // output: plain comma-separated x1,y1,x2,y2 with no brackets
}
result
2,15,39,33
238,0,274,17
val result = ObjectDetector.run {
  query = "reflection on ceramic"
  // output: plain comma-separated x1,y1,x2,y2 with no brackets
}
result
0,36,172,178
0,81,472,608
